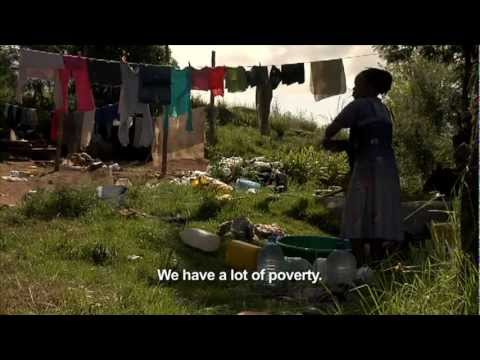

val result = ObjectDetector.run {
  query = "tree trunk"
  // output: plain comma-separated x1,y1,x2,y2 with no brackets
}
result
459,45,478,259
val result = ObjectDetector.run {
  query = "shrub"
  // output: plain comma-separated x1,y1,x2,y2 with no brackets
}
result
21,188,98,220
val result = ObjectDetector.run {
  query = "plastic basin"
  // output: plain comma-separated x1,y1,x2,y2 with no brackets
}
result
277,236,351,263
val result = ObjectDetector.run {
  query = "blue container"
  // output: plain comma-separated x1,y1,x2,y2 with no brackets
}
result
235,178,261,190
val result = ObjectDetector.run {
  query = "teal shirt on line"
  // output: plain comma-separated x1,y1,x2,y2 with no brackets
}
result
164,68,193,131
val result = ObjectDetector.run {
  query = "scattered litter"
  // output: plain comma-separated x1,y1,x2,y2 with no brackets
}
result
97,185,128,206
180,228,221,252
215,194,232,202
171,172,233,194
127,255,142,261
69,152,94,167
118,208,151,219
355,266,375,285
115,178,132,187
2,170,29,182
88,161,104,172
254,223,285,239
247,188,258,194
109,163,121,171
1,176,27,182
235,178,261,191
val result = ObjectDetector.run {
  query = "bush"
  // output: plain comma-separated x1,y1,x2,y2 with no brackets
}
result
21,188,98,220
279,145,349,186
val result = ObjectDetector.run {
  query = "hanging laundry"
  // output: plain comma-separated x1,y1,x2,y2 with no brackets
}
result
50,110,61,142
95,103,119,141
225,67,248,93
16,48,65,110
80,110,96,149
269,65,282,90
58,55,96,113
132,114,155,148
118,63,153,147
250,66,271,87
19,108,38,128
165,68,193,131
51,110,94,151
0,103,7,129
209,67,226,97
191,67,211,91
138,65,171,104
5,104,17,130
245,69,257,88
310,59,347,101
88,59,122,86
281,63,305,85
92,84,121,108
254,66,273,135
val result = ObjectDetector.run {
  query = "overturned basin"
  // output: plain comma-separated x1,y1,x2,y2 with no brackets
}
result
277,236,351,263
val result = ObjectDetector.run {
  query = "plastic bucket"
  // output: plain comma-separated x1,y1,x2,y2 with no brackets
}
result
277,235,351,263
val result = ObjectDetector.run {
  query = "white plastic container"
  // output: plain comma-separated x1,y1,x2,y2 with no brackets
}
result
180,228,221,252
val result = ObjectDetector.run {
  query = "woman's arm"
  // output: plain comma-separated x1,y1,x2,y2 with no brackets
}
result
324,100,357,139
322,100,358,149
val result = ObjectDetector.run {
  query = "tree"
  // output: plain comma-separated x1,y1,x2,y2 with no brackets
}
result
376,45,479,258
385,56,458,189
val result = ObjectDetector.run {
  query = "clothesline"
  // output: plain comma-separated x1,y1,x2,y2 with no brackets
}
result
234,53,378,69
17,47,377,70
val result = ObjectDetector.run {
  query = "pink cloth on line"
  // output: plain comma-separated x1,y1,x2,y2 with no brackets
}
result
58,55,95,113
191,67,211,91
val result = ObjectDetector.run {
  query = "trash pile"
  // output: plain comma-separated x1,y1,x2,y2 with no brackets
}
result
62,152,121,172
218,216,286,246
210,156,288,192
1,170,34,182
170,171,234,194
169,156,288,195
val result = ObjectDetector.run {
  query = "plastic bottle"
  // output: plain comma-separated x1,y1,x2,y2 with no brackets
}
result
235,178,261,191
326,250,357,288
257,237,287,290
313,257,328,282
285,257,313,273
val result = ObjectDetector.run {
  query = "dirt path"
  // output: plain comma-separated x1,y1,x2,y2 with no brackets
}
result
0,159,209,207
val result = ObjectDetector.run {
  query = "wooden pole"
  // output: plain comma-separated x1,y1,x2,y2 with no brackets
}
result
54,111,63,171
161,45,170,176
207,50,216,145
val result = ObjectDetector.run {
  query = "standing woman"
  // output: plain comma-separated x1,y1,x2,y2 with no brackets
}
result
323,68,403,265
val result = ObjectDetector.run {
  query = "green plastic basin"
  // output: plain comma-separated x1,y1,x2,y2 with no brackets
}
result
277,236,351,263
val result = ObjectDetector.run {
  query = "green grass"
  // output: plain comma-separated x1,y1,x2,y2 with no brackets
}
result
0,104,477,315
0,182,476,315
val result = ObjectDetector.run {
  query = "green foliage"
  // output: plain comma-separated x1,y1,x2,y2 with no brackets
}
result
280,145,349,186
21,188,99,220
385,55,459,196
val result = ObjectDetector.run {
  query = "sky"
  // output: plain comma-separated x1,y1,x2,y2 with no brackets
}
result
170,45,384,126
